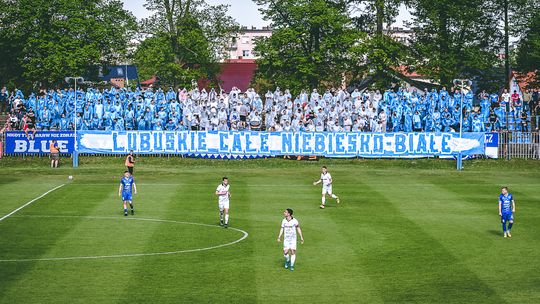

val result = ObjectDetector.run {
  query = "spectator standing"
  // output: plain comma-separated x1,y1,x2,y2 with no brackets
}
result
0,87,8,113
534,102,540,131
523,89,532,113
510,90,520,108
520,111,528,132
24,110,37,139
501,89,510,111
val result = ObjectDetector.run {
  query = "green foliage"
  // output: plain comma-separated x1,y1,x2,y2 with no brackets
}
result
345,0,411,88
0,0,136,89
348,0,403,34
349,34,410,88
515,11,540,87
136,0,239,88
253,0,363,92
408,0,502,86
134,34,188,88
497,0,540,38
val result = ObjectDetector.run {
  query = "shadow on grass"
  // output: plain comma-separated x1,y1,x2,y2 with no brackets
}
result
488,229,503,236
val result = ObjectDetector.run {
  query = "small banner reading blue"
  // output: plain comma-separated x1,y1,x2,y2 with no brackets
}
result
5,131,75,154
77,131,485,158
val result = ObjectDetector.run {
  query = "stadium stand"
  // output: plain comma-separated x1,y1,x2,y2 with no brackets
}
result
0,86,535,133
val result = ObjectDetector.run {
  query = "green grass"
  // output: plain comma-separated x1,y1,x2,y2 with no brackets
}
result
0,157,539,303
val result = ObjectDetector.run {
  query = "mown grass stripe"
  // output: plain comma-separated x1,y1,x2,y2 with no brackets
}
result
355,174,506,303
0,184,66,222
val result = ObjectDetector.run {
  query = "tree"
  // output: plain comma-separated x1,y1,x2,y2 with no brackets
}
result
253,0,362,92
347,0,403,35
0,0,137,89
493,0,540,88
408,0,501,87
136,0,239,87
515,11,540,87
348,34,410,88
346,0,410,87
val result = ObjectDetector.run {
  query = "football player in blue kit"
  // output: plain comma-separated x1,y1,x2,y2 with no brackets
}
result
498,187,516,238
118,171,137,216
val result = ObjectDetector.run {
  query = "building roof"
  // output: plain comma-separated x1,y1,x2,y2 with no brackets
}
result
511,71,537,91
239,26,273,33
140,75,157,86
396,66,423,78
99,65,139,82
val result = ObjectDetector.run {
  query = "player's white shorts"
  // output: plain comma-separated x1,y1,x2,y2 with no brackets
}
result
283,238,297,250
322,184,333,195
219,200,230,210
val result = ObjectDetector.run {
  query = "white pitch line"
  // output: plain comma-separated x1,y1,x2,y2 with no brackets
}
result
0,184,66,222
0,215,249,262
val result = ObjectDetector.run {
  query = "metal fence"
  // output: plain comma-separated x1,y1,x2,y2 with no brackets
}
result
498,131,540,159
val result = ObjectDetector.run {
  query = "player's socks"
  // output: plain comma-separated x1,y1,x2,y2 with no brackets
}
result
322,196,326,205
502,222,507,234
284,254,290,268
225,214,229,225
290,254,296,267
508,222,513,231
129,203,134,214
124,208,128,216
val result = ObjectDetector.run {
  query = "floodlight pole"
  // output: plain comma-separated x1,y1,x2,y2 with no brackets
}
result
125,64,129,87
65,77,84,168
454,79,469,171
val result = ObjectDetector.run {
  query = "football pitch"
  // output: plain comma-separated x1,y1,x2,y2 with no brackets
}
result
0,157,539,303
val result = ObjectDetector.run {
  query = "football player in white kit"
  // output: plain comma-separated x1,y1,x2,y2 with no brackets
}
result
215,177,231,228
277,208,304,271
313,166,340,209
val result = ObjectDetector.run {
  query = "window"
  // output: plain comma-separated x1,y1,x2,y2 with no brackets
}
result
117,67,124,76
242,50,250,57
242,36,250,44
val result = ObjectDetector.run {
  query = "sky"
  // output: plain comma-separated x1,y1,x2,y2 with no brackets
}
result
122,0,412,29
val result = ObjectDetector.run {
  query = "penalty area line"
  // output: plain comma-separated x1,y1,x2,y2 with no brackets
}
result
0,184,66,222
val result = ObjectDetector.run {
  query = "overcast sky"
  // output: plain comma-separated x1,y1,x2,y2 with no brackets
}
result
122,0,412,28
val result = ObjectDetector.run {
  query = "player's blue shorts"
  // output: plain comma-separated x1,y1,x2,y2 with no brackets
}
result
501,212,513,223
122,192,132,201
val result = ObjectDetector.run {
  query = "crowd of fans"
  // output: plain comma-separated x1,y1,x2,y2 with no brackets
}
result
1,85,539,135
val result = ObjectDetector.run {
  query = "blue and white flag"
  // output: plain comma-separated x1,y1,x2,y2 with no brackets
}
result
5,131,75,154
77,131,485,158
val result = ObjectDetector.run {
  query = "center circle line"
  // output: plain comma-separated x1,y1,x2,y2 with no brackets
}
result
0,215,249,262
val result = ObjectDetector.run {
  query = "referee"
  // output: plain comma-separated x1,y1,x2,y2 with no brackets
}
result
125,150,135,175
